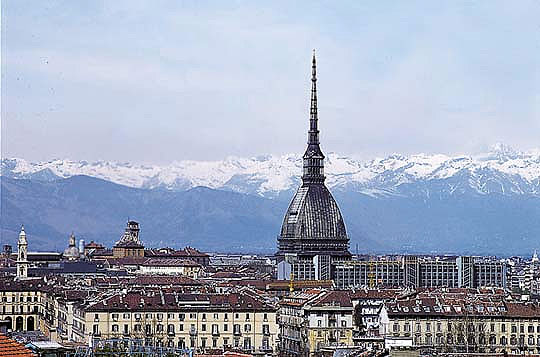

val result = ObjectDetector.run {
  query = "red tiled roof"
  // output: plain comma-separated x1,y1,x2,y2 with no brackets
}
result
87,291,275,312
0,333,35,357
311,290,353,308
351,289,402,300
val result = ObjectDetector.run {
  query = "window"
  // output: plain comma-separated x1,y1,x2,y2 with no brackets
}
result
124,324,129,334
243,337,251,350
189,313,196,319
263,313,268,321
168,313,174,319
224,313,228,321
262,324,269,335
167,324,174,334
235,313,239,319
245,313,250,321
244,324,251,332
223,324,228,331
123,313,130,319
341,320,346,327
112,324,119,332
93,324,99,335
134,324,142,332
179,313,185,321
157,324,164,332
202,313,206,321
157,313,163,320
317,320,322,327
213,313,219,319
201,324,206,332
179,324,183,331
201,338,206,348
501,324,506,332
212,324,219,335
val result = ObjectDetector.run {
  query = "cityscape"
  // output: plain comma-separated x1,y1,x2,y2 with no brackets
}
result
1,2,539,357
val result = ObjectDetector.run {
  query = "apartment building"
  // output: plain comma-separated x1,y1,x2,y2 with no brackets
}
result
379,289,540,354
72,290,277,354
278,290,355,357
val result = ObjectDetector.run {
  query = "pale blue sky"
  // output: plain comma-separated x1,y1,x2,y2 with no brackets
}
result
2,1,539,163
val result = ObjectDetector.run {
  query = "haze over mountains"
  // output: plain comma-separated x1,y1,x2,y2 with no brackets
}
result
2,144,539,256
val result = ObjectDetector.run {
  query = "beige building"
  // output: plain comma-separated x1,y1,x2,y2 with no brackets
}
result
71,290,277,354
379,289,540,355
0,278,44,333
278,290,355,357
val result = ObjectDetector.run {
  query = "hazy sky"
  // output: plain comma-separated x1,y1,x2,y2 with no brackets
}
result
2,1,539,163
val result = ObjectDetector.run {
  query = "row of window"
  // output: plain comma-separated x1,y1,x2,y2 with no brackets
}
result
100,312,268,321
418,334,540,347
93,323,271,335
393,321,540,334
1,296,39,303
92,334,271,350
1,305,39,314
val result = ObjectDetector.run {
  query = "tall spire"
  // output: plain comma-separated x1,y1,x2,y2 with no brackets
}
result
302,50,325,185
309,49,319,146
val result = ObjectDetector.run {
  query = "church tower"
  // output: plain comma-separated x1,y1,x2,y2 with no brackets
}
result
16,226,29,279
277,52,350,281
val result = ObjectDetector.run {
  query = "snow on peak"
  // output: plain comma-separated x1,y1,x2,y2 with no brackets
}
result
2,146,540,197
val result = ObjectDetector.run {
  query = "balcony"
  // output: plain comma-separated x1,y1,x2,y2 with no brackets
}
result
233,330,242,336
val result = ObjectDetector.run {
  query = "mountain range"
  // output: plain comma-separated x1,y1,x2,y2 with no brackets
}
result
1,144,539,255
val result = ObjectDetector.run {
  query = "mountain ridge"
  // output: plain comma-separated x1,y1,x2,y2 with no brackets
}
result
3,144,540,199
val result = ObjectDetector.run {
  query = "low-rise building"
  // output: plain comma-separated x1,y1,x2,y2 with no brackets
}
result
379,289,540,355
278,290,354,357
74,290,277,354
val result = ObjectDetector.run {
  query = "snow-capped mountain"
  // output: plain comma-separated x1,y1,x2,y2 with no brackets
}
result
2,144,540,198
2,144,539,254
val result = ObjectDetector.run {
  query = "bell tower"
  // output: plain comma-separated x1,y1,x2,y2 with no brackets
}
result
16,226,29,279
